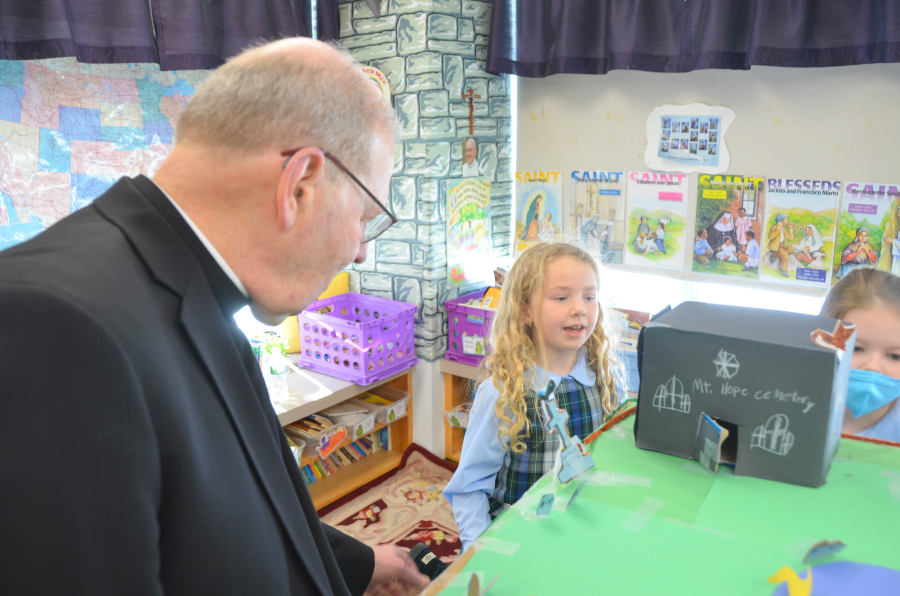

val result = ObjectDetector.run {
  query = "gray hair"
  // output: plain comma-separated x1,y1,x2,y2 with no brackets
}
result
174,39,399,178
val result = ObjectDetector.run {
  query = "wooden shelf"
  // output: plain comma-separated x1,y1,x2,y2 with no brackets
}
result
282,369,414,510
307,449,403,509
440,359,486,463
439,358,488,382
274,362,412,427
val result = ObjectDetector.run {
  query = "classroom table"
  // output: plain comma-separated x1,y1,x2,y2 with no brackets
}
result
429,415,900,595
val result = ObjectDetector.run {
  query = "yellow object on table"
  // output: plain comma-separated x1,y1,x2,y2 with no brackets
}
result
278,272,350,353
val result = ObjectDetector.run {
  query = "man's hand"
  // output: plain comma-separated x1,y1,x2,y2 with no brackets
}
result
364,545,430,596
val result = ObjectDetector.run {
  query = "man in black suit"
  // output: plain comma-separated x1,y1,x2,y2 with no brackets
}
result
0,38,428,596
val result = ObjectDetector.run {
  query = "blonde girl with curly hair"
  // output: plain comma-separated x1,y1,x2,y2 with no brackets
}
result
443,243,623,551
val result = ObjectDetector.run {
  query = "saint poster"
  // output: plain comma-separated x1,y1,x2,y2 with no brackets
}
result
761,179,841,287
568,170,625,264
692,175,766,280
834,181,900,282
624,172,688,270
515,171,563,254
446,177,492,286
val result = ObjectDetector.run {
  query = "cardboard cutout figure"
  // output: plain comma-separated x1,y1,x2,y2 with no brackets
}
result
540,380,596,484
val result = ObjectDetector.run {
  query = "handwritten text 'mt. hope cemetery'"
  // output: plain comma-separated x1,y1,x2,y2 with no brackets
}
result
692,379,816,414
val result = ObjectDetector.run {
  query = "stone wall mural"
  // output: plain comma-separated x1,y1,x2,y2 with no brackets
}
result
339,0,513,361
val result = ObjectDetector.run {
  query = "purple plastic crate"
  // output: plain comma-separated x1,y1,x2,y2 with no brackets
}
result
444,289,495,367
297,293,418,384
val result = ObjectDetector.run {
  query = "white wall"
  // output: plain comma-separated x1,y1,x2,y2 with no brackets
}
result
412,359,446,456
516,63,900,313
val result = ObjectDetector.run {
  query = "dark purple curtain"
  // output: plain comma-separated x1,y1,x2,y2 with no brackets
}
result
487,1,900,77
150,0,310,70
317,0,341,43
0,0,158,63
0,0,339,70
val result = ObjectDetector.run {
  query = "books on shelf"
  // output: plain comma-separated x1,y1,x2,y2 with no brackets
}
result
297,426,391,486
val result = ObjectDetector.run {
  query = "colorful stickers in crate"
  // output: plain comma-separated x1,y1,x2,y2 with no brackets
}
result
567,171,625,263
761,179,841,287
624,172,688,270
692,175,766,279
446,176,492,286
297,294,417,385
444,290,495,365
833,181,900,282
515,170,563,254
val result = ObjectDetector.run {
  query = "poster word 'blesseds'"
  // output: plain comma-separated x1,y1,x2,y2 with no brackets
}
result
833,181,900,283
515,171,563,254
624,172,688,270
447,177,492,286
567,171,625,264
762,179,841,288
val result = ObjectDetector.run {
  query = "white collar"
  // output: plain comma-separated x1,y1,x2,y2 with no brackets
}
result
532,349,596,389
152,179,249,299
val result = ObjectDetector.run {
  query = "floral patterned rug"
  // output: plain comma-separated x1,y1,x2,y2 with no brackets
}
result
318,444,461,564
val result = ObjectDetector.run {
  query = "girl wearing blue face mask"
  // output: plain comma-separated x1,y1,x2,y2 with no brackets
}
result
820,268,900,442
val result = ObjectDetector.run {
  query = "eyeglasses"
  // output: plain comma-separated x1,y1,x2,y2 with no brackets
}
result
281,148,397,243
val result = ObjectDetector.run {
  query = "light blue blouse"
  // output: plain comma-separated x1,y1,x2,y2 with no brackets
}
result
443,350,597,552
856,399,900,443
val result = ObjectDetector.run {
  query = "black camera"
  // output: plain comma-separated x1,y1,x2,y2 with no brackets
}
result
408,542,448,581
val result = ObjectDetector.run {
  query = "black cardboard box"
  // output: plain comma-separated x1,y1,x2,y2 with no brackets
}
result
635,302,853,487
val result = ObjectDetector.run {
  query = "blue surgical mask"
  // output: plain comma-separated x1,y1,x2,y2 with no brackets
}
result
846,369,900,417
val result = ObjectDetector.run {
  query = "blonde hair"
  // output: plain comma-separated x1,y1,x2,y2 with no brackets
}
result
175,39,399,179
485,242,622,453
821,268,900,320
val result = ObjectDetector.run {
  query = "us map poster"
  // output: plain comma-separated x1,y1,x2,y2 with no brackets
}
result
692,175,766,279
447,177,491,286
568,170,625,264
515,171,563,254
834,181,900,281
762,179,841,288
624,172,688,270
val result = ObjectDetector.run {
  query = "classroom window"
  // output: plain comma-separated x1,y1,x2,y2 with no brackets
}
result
742,195,756,218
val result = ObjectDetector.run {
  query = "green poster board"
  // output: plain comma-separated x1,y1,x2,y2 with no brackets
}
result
432,417,900,595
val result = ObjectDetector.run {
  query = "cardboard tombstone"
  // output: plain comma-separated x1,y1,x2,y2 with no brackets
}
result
634,302,854,488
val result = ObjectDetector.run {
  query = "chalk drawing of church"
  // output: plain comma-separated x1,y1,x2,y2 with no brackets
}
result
751,414,795,456
653,375,691,413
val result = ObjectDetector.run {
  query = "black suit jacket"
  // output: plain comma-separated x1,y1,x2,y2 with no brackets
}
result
0,176,374,595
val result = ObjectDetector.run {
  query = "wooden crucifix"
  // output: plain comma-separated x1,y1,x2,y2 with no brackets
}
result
461,88,481,135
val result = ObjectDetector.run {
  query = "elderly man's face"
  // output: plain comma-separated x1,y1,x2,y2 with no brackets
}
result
324,143,394,269
256,136,395,324
464,141,477,165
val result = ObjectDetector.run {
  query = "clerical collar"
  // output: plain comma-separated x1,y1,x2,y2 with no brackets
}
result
133,175,249,318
